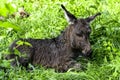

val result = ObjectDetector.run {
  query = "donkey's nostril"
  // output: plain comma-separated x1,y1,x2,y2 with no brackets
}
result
87,49,92,57
82,49,92,57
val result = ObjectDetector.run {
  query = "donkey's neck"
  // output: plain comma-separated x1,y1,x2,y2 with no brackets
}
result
57,25,73,47
55,25,80,58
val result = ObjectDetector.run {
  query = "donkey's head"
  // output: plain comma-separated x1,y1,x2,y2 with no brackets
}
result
61,5,101,56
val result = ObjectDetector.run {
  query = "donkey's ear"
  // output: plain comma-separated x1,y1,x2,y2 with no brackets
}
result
61,4,77,24
85,12,101,23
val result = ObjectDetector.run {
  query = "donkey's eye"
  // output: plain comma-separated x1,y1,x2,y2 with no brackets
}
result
76,31,83,36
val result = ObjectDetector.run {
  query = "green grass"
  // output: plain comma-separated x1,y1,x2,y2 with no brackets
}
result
0,0,120,80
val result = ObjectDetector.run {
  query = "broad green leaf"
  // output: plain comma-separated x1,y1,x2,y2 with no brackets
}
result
24,42,32,47
0,8,8,17
16,40,32,47
0,21,21,31
5,3,16,14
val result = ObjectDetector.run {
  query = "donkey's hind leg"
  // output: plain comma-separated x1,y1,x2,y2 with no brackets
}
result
5,53,18,60
10,57,29,68
5,54,29,68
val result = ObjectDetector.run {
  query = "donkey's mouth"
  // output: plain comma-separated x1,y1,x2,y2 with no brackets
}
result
81,49,92,57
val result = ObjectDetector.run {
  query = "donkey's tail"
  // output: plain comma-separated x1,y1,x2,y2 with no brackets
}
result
9,40,17,53
6,39,23,60
9,38,24,54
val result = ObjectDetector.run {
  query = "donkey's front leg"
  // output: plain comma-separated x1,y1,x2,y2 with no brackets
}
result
72,63,81,70
67,60,82,72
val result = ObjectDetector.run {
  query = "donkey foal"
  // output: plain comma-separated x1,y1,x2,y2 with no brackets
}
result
6,5,101,72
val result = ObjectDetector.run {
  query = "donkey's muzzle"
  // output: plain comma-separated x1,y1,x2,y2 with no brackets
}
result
82,49,92,57
86,49,92,57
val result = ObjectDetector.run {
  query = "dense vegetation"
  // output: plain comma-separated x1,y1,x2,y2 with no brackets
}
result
0,0,120,80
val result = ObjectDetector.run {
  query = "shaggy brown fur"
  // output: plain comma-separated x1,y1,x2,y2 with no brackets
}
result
6,5,101,72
